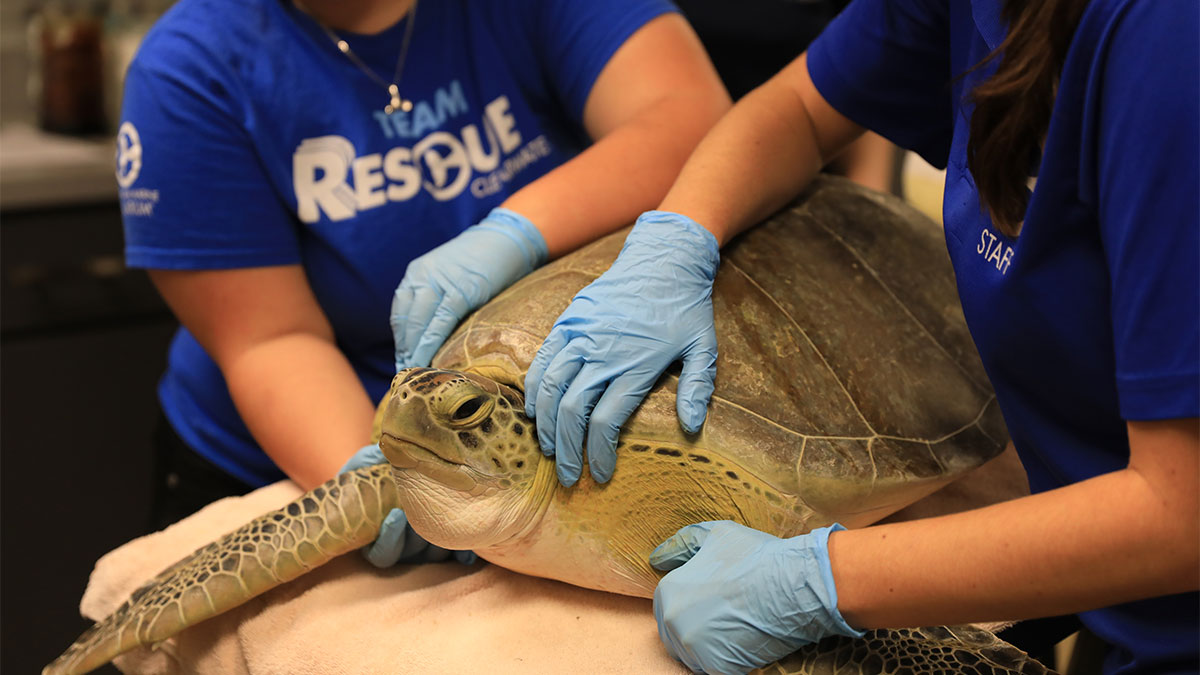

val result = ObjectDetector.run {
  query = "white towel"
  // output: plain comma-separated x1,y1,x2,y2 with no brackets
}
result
78,446,1029,673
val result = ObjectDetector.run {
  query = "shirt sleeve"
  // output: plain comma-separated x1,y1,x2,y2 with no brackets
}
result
1091,0,1199,420
530,0,677,122
119,30,300,270
806,0,954,167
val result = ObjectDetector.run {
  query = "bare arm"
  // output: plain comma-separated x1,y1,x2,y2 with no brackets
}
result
830,418,1200,628
149,266,374,490
502,13,731,258
833,131,897,194
658,52,866,245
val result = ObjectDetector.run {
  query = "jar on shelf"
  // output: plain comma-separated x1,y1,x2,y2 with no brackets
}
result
27,2,108,135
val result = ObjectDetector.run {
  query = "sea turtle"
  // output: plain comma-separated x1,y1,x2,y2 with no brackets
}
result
46,176,1040,674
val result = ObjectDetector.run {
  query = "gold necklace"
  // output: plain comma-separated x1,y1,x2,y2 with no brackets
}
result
301,0,419,114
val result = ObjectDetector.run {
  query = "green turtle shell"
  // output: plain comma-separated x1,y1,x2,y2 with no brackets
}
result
433,176,1007,526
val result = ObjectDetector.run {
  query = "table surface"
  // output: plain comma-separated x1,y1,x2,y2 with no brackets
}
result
0,123,118,210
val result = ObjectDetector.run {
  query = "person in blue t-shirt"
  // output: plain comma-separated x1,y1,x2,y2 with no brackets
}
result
524,0,1198,673
674,0,899,194
118,0,730,548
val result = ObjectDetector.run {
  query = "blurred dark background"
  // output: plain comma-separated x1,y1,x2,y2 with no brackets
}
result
1,1,173,673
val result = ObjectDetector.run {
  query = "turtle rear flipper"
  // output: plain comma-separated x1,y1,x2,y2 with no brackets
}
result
753,625,1057,674
44,464,398,675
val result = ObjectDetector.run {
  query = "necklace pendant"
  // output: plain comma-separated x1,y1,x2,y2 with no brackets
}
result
386,84,403,115
384,87,413,115
385,99,414,115
307,0,420,119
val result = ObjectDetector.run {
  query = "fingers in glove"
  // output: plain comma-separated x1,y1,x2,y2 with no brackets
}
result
416,544,453,563
648,520,720,571
408,293,471,368
524,328,569,419
676,335,718,433
397,285,442,368
390,283,416,370
339,443,385,474
586,369,658,483
533,341,587,458
653,585,704,673
363,508,411,568
553,364,607,486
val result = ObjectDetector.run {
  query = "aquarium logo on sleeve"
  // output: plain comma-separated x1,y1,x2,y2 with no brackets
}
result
115,122,142,187
293,82,553,224
115,121,159,217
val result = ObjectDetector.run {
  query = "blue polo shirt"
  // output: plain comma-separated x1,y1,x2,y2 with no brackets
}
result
118,0,673,486
807,0,1198,672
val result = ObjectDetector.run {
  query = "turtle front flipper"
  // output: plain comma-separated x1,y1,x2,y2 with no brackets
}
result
44,464,399,675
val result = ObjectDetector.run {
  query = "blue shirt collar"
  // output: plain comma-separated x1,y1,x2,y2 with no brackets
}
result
971,0,1009,51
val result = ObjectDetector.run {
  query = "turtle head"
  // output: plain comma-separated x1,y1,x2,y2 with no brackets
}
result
377,367,553,550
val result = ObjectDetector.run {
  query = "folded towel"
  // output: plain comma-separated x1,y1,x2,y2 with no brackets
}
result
79,447,1028,673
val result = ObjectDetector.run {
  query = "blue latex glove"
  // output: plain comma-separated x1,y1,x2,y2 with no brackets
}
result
392,207,548,370
339,444,477,567
650,521,864,674
523,211,719,486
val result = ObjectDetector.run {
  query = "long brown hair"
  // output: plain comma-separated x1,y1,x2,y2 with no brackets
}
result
967,0,1089,236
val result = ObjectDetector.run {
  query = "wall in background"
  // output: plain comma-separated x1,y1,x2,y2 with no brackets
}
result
2,5,176,671
1,200,178,674
1,1,173,131
1,1,35,125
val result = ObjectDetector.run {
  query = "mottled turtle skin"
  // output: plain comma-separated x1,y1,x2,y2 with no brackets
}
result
47,177,1034,675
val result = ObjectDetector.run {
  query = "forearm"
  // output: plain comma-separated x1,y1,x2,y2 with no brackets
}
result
659,54,863,246
224,332,375,489
499,13,729,258
830,464,1200,628
835,131,896,194
503,91,728,258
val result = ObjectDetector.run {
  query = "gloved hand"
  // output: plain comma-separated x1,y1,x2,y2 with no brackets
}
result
340,444,477,567
392,207,548,370
650,521,863,674
523,211,720,486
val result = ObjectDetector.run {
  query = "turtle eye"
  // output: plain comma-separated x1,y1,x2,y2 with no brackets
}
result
453,397,484,420
447,395,493,427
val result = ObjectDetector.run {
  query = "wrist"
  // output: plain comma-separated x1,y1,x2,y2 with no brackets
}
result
478,207,549,272
628,210,721,278
784,524,865,640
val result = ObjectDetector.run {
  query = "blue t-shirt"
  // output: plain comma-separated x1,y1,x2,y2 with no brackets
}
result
118,0,673,486
808,0,1198,672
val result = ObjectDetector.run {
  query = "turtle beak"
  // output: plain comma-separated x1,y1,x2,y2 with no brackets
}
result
378,433,427,469
381,368,469,465
379,433,478,492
